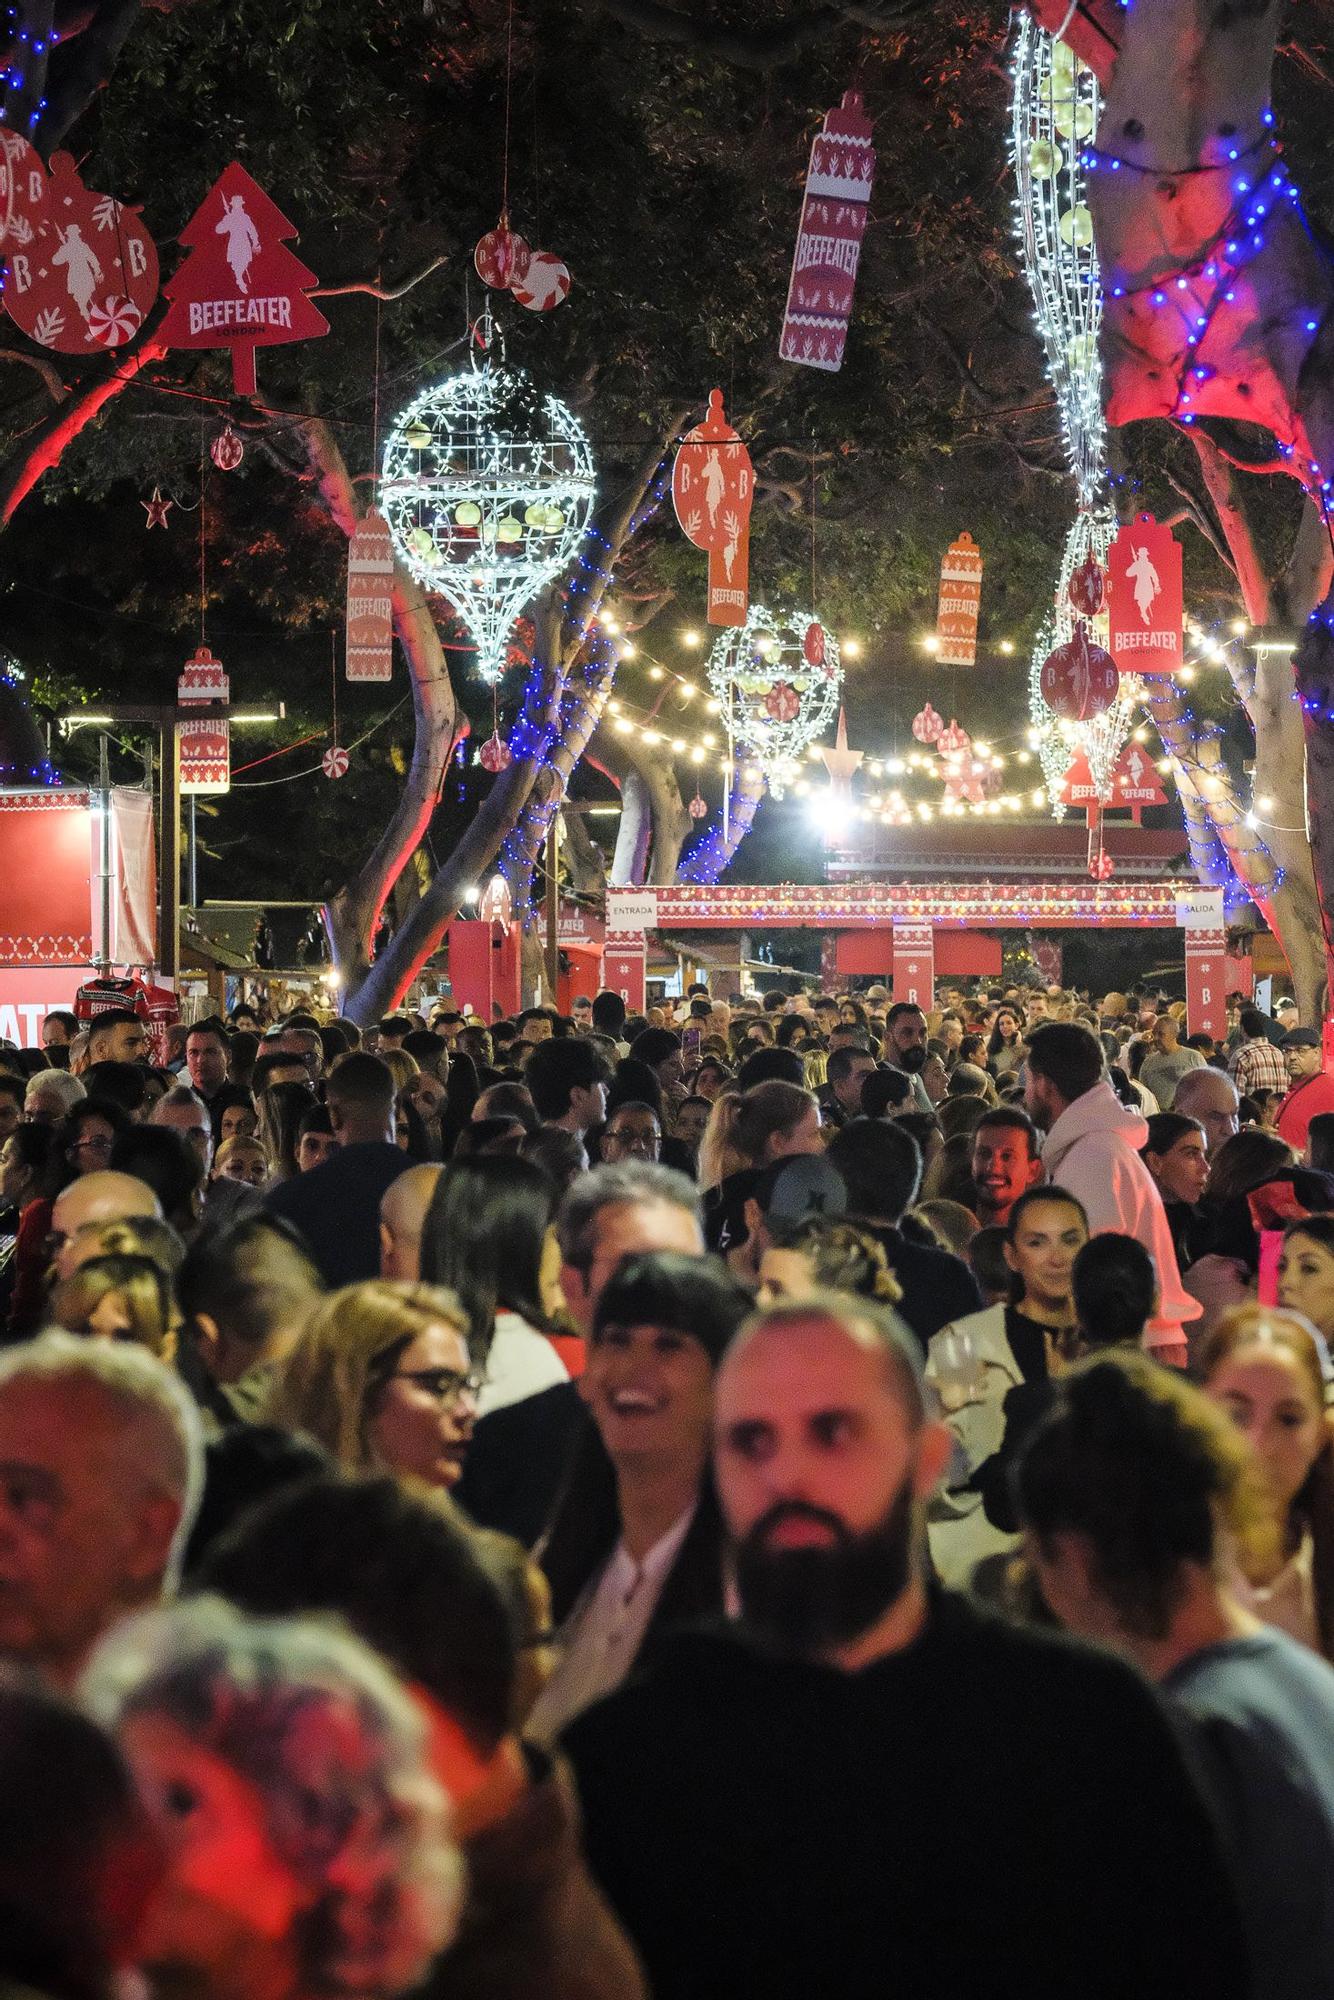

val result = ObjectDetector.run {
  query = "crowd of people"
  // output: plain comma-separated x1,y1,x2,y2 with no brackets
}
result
1,975,1333,1999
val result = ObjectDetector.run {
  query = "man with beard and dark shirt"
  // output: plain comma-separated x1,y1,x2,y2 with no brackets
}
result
825,1118,980,1348
562,1298,1250,2000
881,1002,935,1113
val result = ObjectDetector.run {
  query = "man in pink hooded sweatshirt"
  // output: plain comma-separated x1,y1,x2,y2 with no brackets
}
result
1024,1024,1199,1366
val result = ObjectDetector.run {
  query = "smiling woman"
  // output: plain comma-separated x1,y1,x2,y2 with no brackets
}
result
528,1253,751,1744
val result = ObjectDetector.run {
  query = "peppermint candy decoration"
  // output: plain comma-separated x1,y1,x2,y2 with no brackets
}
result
86,293,143,348
764,681,801,723
911,703,944,745
322,745,349,779
511,251,571,312
478,731,513,773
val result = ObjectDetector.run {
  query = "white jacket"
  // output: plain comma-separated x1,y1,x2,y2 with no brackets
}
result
1040,1081,1200,1341
925,1302,1025,1586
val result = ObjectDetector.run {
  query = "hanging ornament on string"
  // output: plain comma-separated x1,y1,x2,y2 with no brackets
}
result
511,251,571,312
473,4,569,312
803,621,826,668
688,789,708,820
911,702,944,745
0,127,48,250
178,647,230,794
142,485,173,530
935,533,985,666
478,731,513,773
380,351,596,684
474,215,531,290
1091,844,1115,881
3,152,158,353
322,745,349,780
1068,551,1104,617
210,424,245,472
1040,619,1119,721
672,388,753,628
159,163,329,395
936,718,971,757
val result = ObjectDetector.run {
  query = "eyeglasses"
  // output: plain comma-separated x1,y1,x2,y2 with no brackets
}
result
390,1365,485,1405
606,1128,661,1154
69,1134,114,1156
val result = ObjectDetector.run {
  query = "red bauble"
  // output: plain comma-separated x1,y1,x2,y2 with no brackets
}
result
474,222,531,290
911,702,944,745
1040,621,1120,721
322,745,348,780
1068,555,1105,619
803,621,826,667
478,731,513,773
763,681,801,723
688,791,708,820
210,424,244,471
936,718,971,757
1091,849,1115,881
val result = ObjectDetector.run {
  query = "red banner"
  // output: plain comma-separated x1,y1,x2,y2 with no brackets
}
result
1111,741,1168,807
1107,515,1183,677
0,968,82,1046
178,647,230,794
1186,927,1228,1039
0,790,94,965
936,533,983,667
893,921,935,1008
346,509,394,681
779,90,875,374
602,936,647,1014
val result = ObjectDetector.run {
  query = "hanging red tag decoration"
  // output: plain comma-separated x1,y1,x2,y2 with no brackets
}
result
177,647,230,795
322,745,349,780
1040,620,1119,721
1106,514,1184,676
3,152,158,353
511,250,570,312
671,389,753,628
1111,740,1168,807
474,219,531,290
935,532,984,666
0,127,47,249
911,702,944,745
779,90,876,373
160,163,329,397
1068,553,1105,619
346,508,394,683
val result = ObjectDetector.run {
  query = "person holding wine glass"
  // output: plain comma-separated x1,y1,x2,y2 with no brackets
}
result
926,1185,1089,1584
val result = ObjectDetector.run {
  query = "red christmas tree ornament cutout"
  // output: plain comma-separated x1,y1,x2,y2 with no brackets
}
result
160,163,329,396
3,152,157,354
0,127,47,251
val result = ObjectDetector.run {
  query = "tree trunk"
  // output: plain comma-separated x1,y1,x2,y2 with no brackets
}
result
610,768,652,884
677,765,766,883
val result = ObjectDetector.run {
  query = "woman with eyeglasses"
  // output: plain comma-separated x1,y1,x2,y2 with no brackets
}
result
265,1281,481,1490
61,1098,128,1179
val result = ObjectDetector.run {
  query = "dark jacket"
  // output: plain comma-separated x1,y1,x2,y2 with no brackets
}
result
264,1140,407,1287
457,1381,586,1549
864,1224,983,1351
563,1595,1251,2000
422,1744,645,2000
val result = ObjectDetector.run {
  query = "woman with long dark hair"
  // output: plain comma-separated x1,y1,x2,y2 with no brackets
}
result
529,1251,750,1743
420,1154,569,1416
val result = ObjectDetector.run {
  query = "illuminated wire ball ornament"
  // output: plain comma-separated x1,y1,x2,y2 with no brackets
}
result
1012,19,1141,820
708,606,841,798
380,359,596,684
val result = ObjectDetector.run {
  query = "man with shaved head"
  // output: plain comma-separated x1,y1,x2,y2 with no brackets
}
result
563,1298,1248,2000
50,1171,161,1283
379,1163,442,1281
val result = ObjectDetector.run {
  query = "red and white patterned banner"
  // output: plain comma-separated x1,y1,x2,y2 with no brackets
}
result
178,646,230,794
936,533,984,667
346,508,394,681
779,91,875,374
893,921,935,1008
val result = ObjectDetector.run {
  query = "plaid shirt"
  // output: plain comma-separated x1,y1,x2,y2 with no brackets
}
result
1229,1035,1289,1097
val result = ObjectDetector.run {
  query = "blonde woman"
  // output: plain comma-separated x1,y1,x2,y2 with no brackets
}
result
48,1253,177,1361
265,1280,481,1490
83,1596,463,2000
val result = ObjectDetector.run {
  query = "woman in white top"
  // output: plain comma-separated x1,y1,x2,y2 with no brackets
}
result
1201,1300,1334,1660
527,1252,751,1743
420,1155,570,1417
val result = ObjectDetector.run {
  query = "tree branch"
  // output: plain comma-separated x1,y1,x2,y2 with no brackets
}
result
313,255,448,301
594,0,923,70
0,347,67,401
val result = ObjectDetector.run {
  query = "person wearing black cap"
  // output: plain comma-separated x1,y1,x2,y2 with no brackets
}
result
1277,1027,1334,1156
528,1251,751,1743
